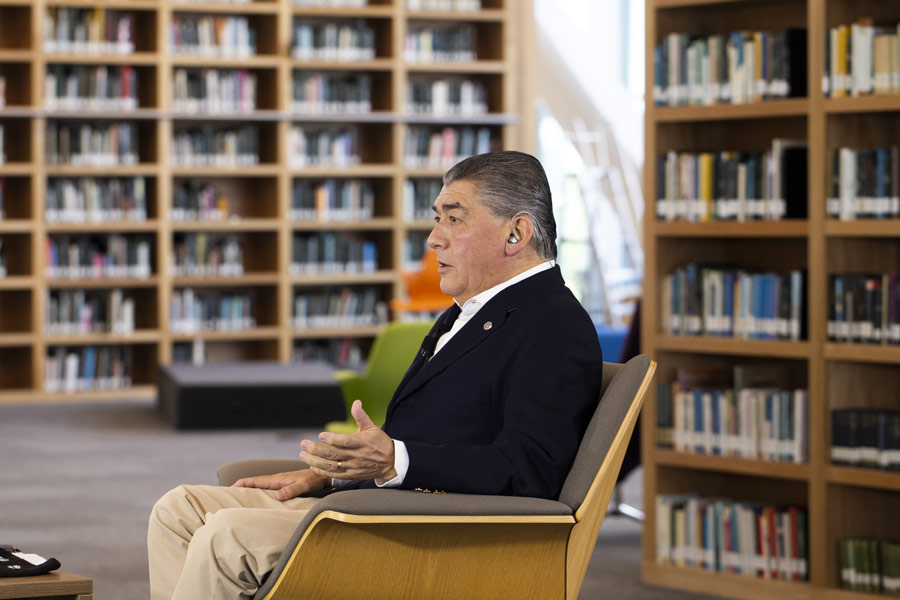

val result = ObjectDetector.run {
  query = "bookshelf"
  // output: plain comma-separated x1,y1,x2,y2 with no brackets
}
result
0,0,528,402
644,0,900,598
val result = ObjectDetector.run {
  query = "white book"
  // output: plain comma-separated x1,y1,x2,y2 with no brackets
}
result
64,352,80,393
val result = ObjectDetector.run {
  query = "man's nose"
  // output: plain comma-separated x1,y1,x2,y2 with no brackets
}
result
427,225,443,249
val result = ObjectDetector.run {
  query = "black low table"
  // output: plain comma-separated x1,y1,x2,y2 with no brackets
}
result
157,362,347,429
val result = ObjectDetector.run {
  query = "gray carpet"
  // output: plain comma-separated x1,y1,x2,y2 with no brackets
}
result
0,401,721,599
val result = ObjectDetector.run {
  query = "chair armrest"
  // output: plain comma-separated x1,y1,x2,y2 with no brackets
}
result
217,459,308,486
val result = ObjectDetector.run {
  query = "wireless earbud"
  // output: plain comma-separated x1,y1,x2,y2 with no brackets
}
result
508,235,519,244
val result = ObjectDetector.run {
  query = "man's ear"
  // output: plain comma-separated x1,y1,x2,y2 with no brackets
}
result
505,213,535,256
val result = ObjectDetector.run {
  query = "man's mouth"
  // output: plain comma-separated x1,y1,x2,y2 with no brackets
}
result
437,261,450,273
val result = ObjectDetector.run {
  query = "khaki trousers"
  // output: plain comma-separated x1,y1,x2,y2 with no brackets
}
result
147,484,319,600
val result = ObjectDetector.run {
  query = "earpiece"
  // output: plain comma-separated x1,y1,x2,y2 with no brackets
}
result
508,235,519,244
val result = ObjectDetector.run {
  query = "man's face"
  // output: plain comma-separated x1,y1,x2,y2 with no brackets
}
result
427,180,510,304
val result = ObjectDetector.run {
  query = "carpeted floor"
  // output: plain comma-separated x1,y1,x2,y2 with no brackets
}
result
0,401,722,599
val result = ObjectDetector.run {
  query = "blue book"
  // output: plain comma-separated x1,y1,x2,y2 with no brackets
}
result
82,345,96,390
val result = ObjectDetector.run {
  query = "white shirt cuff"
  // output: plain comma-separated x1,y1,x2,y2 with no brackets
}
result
375,439,409,488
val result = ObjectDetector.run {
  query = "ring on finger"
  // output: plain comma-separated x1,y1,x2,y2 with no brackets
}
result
337,461,342,470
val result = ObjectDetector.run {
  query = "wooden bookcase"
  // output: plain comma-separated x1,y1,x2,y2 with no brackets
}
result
0,0,529,403
642,0,900,598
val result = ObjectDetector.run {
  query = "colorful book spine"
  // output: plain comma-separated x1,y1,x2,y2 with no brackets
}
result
45,64,138,111
172,181,230,222
45,234,152,280
44,345,134,393
289,179,375,221
43,8,135,55
828,273,900,345
404,125,495,169
46,289,135,335
169,15,255,58
172,68,257,114
172,233,244,277
45,177,147,223
45,121,139,167
825,19,900,97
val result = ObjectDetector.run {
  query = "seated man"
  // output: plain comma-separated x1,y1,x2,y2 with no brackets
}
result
147,151,604,600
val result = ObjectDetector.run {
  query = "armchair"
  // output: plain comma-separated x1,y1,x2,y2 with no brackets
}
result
218,354,656,600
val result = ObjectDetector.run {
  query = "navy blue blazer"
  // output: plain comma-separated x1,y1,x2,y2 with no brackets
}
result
319,265,604,500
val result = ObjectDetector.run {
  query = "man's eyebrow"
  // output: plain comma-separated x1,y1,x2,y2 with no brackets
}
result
432,202,468,213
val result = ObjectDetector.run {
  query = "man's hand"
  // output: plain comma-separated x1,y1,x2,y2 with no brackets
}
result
232,469,329,501
300,400,397,481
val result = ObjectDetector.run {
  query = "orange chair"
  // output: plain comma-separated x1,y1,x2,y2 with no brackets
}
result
390,248,453,314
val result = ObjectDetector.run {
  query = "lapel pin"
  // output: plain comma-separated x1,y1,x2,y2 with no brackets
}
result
483,321,492,330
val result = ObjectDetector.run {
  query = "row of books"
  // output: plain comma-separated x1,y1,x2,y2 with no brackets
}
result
827,146,900,220
292,21,376,62
656,141,808,222
293,0,367,7
46,177,148,223
170,288,255,333
172,233,244,277
292,286,387,328
173,68,256,114
43,9,136,55
832,409,900,471
291,72,372,115
840,538,900,594
290,232,377,274
404,24,477,63
403,178,441,221
46,235,153,280
657,381,808,464
46,122,139,167
828,273,900,345
45,65,138,112
293,337,364,368
290,179,375,221
170,16,256,58
656,495,808,581
404,230,429,271
663,264,806,341
172,181,230,222
288,126,360,168
825,20,900,98
172,126,259,168
407,77,488,115
653,29,807,107
404,125,495,169
172,339,206,366
45,288,135,335
44,345,134,393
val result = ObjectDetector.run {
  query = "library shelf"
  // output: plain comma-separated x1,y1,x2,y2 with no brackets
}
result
171,273,280,287
45,0,161,8
287,112,398,123
654,221,810,238
652,99,809,123
42,108,162,120
45,165,160,177
46,221,160,233
406,8,507,22
0,50,33,62
655,449,811,481
44,331,161,345
405,60,506,74
0,277,36,290
289,270,396,285
824,221,900,238
654,335,812,359
825,465,900,493
403,113,518,125
42,53,160,66
292,324,385,339
289,217,395,231
0,0,30,5
169,1,280,13
287,58,396,72
0,333,33,347
405,219,436,231
170,327,281,342
653,0,755,8
821,587,900,600
404,167,456,178
47,277,159,289
169,56,282,69
289,5,395,18
0,164,35,176
824,344,900,365
171,219,281,232
289,165,395,178
28,385,156,404
169,110,283,122
0,221,35,233
823,96,900,115
641,563,812,600
170,166,281,178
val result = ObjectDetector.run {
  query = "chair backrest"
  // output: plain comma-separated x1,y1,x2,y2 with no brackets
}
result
558,354,655,598
362,321,434,424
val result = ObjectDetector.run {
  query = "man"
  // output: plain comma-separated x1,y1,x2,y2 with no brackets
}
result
148,151,604,599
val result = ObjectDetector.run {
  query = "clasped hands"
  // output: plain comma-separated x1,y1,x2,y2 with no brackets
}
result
233,400,396,501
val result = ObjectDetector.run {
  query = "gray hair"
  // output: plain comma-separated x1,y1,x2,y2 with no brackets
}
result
443,151,557,260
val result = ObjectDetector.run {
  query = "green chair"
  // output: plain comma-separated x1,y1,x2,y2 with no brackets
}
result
325,320,435,433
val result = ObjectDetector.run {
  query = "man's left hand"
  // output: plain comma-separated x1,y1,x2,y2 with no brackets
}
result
300,400,398,481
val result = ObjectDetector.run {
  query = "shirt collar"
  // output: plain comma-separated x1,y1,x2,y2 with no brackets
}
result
456,260,556,317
